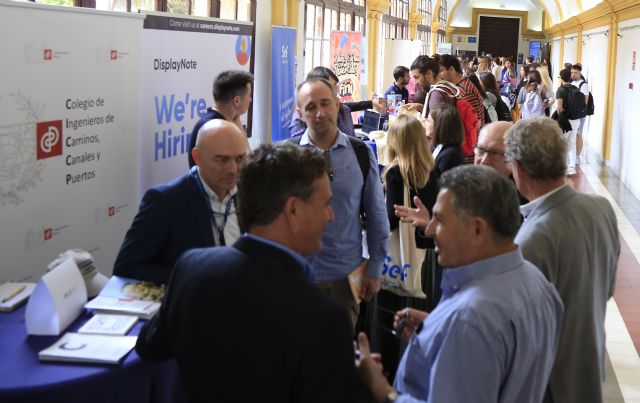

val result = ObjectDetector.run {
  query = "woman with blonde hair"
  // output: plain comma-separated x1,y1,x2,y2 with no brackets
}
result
477,56,493,75
377,113,440,377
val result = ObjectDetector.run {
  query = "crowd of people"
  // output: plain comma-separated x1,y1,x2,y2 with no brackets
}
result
114,51,616,403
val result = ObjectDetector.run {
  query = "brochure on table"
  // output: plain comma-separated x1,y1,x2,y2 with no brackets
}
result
84,275,162,319
78,314,138,336
39,332,138,365
25,258,88,336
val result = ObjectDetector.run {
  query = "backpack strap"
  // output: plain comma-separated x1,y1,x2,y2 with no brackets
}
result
347,137,370,222
289,133,370,221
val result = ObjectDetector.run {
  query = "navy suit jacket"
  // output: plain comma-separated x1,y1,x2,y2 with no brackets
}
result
136,235,356,403
113,171,214,284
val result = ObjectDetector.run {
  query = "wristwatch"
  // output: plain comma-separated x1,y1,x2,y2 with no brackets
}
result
382,389,399,403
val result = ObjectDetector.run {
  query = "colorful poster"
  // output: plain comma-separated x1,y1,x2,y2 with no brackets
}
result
330,31,362,102
139,14,253,193
0,1,142,281
271,26,296,142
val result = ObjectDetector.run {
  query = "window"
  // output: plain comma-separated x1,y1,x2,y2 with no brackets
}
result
436,0,447,46
382,0,409,39
219,0,251,21
416,0,432,54
303,0,366,76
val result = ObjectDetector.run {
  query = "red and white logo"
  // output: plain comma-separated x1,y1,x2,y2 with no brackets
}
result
44,49,52,60
44,228,52,240
110,50,117,60
108,207,115,216
36,120,63,160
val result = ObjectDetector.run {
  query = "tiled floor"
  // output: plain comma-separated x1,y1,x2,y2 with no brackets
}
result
570,152,640,403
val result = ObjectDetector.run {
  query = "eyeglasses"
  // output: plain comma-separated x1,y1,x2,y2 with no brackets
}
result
473,145,510,163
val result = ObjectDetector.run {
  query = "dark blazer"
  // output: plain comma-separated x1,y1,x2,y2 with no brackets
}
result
434,144,465,176
136,235,356,403
113,171,214,284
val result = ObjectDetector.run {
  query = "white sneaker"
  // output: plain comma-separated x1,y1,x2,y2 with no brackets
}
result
567,169,577,176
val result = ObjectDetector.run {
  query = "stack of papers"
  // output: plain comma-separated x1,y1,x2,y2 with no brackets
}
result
84,276,162,319
78,314,138,336
0,282,36,312
84,296,159,320
39,332,137,364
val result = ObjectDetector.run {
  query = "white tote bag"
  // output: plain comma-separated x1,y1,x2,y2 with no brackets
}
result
382,185,426,298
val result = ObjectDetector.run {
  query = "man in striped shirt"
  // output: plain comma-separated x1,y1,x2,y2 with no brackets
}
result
438,54,485,128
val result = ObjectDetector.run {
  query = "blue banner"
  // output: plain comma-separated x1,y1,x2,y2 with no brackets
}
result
271,26,296,142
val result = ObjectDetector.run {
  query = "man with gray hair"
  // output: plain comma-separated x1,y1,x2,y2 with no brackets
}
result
505,117,620,403
358,165,563,403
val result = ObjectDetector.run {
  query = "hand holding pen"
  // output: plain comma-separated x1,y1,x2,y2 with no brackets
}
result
394,308,428,342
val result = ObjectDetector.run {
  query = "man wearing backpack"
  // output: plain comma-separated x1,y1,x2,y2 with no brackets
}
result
571,64,591,164
555,68,584,175
438,55,485,128
407,55,477,159
290,78,389,329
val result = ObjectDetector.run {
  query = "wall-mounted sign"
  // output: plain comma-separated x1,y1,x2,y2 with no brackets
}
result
468,37,477,43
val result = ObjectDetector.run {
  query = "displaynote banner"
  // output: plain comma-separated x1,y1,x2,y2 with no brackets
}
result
0,1,142,282
271,26,296,142
139,13,253,193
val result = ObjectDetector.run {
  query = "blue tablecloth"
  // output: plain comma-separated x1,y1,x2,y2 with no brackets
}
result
0,306,186,403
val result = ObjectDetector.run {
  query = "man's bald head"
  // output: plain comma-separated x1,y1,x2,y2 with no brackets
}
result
474,121,513,177
195,119,243,147
192,119,248,199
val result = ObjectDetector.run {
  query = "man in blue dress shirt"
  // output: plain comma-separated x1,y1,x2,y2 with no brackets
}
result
357,165,563,403
294,78,389,328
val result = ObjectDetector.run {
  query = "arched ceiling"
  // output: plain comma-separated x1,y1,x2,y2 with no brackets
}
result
448,0,604,28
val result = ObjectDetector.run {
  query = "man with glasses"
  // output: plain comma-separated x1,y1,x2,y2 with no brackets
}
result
474,121,527,204
114,119,247,284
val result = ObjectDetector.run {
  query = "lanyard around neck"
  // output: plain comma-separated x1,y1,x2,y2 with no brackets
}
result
191,167,235,246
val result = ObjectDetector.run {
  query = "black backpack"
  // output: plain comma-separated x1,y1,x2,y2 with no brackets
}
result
495,95,513,121
288,134,370,220
579,81,595,116
563,84,587,120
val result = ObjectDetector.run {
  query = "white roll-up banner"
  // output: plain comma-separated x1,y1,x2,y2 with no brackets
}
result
0,0,143,282
0,3,255,283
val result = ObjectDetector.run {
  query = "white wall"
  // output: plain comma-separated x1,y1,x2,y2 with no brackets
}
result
452,34,479,54
551,36,562,89
562,33,578,65
581,0,603,11
610,17,640,199
580,26,609,161
249,0,271,147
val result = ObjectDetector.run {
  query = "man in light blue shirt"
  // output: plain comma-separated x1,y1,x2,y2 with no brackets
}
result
293,78,389,327
357,165,563,403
